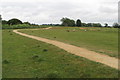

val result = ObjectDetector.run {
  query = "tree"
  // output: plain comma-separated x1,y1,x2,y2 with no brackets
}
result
61,18,75,26
7,18,22,25
2,20,8,25
76,19,82,27
113,23,120,28
23,22,30,25
87,23,93,27
104,23,108,27
92,23,102,27
82,23,87,27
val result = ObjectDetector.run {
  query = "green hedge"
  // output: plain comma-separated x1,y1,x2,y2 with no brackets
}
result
2,24,43,29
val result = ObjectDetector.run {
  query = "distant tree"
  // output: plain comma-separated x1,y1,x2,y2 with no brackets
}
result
87,23,93,27
113,23,120,28
61,18,75,26
23,22,30,25
7,18,22,25
82,23,87,27
76,19,82,27
92,23,102,27
104,23,108,27
2,20,8,25
50,23,53,26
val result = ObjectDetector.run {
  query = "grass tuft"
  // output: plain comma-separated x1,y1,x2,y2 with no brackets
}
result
43,49,48,52
3,60,10,64
46,72,60,78
37,45,40,48
37,58,44,62
32,55,39,59
10,33,13,35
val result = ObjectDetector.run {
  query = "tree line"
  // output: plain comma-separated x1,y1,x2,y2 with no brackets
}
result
2,18,120,29
2,18,38,26
60,17,120,28
2,18,41,29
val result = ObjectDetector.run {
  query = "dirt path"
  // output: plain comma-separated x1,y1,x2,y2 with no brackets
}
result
13,29,119,70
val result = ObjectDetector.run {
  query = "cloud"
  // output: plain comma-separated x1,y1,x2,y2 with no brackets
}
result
0,0,119,25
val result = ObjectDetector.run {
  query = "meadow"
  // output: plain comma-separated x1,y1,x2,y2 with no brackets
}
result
20,27,118,58
2,29,119,78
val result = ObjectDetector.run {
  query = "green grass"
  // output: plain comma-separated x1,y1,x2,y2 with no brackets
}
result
20,27,118,58
2,29,119,78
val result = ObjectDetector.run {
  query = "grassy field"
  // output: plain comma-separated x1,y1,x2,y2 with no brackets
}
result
2,30,119,78
20,27,118,58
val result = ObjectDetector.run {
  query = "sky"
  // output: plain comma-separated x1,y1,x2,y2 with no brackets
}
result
0,0,119,25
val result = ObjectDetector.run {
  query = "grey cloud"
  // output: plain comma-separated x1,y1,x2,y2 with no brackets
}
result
0,0,119,25
99,6,117,14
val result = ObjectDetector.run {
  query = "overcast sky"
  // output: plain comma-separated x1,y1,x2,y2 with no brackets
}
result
0,0,119,25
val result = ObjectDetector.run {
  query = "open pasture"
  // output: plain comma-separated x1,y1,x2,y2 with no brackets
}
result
2,29,119,78
20,27,118,58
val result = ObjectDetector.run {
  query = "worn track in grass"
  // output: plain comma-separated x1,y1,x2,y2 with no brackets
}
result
13,29,119,70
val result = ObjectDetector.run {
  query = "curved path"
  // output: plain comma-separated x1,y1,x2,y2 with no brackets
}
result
13,29,119,70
